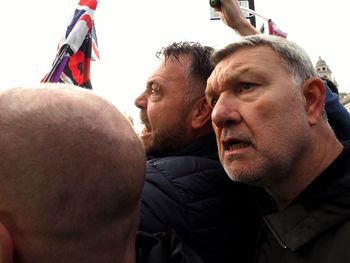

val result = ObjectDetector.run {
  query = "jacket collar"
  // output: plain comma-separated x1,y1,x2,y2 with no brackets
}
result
262,140,350,251
147,133,218,160
265,195,350,251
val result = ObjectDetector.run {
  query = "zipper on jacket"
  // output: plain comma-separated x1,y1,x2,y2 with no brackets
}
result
263,218,288,249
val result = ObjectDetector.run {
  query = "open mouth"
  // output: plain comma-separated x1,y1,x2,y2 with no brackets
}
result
223,139,251,151
141,126,151,136
140,121,152,137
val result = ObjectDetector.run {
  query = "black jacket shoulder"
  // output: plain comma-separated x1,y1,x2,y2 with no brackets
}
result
254,140,350,263
140,134,260,263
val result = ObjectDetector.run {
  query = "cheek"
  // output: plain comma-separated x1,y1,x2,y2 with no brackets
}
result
248,95,306,146
213,127,224,153
213,124,220,139
148,102,179,128
243,99,288,141
147,102,164,121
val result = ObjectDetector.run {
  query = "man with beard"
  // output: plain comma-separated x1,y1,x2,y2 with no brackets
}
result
135,1,350,262
135,41,259,263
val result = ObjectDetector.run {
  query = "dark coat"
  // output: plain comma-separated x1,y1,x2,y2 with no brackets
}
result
136,231,204,263
139,133,260,263
325,85,350,141
254,140,350,263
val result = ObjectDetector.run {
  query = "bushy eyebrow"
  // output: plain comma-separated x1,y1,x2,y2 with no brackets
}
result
205,66,269,99
220,66,269,89
146,79,160,89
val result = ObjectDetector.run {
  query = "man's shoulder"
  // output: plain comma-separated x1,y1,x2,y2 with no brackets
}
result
148,154,220,167
147,154,224,180
143,154,238,206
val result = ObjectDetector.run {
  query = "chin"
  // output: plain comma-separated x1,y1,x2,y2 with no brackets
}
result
225,168,262,185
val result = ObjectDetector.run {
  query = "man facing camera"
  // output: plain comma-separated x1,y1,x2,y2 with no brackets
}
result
206,34,350,262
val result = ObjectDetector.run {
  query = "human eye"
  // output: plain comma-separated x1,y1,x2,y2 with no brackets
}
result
149,83,160,96
239,82,254,92
206,94,219,109
210,97,218,108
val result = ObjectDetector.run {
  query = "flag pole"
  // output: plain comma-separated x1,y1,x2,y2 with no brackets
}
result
240,6,268,21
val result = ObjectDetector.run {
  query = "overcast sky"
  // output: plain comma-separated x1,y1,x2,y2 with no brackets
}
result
1,0,349,122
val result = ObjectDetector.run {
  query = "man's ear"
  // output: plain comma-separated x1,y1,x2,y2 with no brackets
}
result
301,77,326,125
0,222,14,263
190,97,212,129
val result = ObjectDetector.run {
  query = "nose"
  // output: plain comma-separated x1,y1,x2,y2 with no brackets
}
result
134,92,147,109
211,94,242,128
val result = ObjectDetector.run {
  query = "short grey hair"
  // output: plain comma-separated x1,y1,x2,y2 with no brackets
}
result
211,34,328,119
211,35,317,86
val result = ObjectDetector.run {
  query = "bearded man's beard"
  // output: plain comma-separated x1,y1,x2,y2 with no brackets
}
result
143,121,188,157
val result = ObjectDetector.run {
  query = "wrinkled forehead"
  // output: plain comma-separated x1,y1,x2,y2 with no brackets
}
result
209,46,288,83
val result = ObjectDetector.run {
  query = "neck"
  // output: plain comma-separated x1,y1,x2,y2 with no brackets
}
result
190,122,214,141
267,127,344,210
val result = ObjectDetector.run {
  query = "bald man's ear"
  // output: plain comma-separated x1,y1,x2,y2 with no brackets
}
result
0,223,14,263
302,77,326,125
191,97,212,130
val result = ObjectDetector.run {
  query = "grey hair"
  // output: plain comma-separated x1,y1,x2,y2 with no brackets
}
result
212,34,328,119
211,34,317,86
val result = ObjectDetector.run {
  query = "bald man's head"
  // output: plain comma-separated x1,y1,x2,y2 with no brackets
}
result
0,84,146,262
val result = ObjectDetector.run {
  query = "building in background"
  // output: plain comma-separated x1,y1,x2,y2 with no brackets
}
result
315,57,350,111
341,94,350,112
315,57,338,86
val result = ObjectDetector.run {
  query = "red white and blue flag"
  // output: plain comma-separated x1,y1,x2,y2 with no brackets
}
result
42,0,99,89
235,5,288,39
268,19,287,38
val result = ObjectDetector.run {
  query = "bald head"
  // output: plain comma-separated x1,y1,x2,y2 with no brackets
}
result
0,84,146,262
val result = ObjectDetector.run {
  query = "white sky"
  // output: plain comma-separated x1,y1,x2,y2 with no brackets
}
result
1,0,350,123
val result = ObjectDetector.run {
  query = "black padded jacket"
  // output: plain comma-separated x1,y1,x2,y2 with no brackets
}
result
139,133,260,263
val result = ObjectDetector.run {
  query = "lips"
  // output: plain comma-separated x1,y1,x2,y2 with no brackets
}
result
141,124,151,136
140,114,152,137
222,138,252,151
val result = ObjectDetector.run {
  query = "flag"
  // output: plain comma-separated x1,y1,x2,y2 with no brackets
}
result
227,5,287,38
42,0,99,89
268,19,287,38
